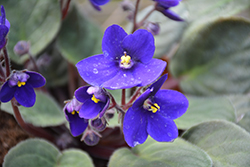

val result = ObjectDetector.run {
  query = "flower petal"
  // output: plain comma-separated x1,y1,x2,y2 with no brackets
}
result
66,112,88,137
147,113,178,142
99,98,110,118
102,24,127,61
154,0,181,8
101,69,141,89
148,74,168,96
79,99,102,119
134,58,166,87
26,71,46,88
132,88,152,110
123,107,148,147
154,89,188,119
122,29,155,64
160,9,184,21
74,86,91,104
0,25,8,49
14,83,36,107
76,54,118,87
90,0,109,6
0,81,15,102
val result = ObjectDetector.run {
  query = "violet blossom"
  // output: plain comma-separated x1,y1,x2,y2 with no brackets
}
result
64,98,89,137
76,24,166,90
0,5,10,49
89,0,110,11
123,74,188,147
0,70,46,107
74,86,110,119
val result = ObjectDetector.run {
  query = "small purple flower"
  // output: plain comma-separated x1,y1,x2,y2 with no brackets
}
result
64,98,88,137
0,6,10,49
123,74,188,147
75,86,110,119
154,0,184,21
89,0,110,11
0,70,46,107
76,24,166,89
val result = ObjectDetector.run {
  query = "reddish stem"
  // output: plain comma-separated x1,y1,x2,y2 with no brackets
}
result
62,0,71,20
121,89,126,106
132,0,141,33
11,99,55,142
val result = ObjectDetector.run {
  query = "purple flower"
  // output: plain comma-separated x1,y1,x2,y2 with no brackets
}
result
0,70,46,107
75,86,110,119
64,98,88,137
0,6,10,49
123,74,188,147
89,0,110,11
154,0,184,21
76,24,166,90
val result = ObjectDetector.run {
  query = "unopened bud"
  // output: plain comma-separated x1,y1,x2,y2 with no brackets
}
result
91,117,106,132
81,130,101,146
13,41,30,56
121,0,135,11
145,22,160,36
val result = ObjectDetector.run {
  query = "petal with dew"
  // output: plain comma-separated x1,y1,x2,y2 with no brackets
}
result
123,107,148,147
147,113,178,142
102,25,127,60
154,89,188,119
122,29,155,64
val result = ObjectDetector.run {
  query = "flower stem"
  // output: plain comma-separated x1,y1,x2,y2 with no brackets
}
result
28,51,40,72
137,4,156,28
132,0,141,33
121,89,126,106
3,46,10,78
11,99,55,142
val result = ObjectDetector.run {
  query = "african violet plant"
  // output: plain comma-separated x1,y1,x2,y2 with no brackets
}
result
1,0,250,167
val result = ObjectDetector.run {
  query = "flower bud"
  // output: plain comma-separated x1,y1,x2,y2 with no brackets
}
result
13,41,30,56
90,117,106,132
81,130,100,146
120,0,135,11
145,22,160,36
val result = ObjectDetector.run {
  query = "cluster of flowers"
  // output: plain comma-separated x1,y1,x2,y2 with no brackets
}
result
64,24,188,147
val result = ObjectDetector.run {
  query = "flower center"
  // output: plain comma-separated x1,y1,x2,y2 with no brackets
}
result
17,81,26,87
143,99,160,113
71,110,79,115
119,51,133,69
91,95,100,103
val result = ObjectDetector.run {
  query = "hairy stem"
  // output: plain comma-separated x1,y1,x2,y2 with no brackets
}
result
132,0,141,33
3,46,10,77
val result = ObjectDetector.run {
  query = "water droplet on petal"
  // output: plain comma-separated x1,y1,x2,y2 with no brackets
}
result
168,132,172,137
93,68,98,74
93,64,97,67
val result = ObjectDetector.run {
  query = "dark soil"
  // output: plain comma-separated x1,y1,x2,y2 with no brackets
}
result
0,110,33,165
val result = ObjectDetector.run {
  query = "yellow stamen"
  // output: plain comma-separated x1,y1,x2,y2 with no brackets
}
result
91,95,100,103
149,103,160,113
71,111,76,115
17,81,26,87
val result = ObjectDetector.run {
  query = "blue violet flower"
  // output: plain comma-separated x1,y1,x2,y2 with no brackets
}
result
89,0,110,11
154,0,184,21
64,98,88,137
0,5,10,49
75,86,110,119
76,24,166,89
123,74,188,147
0,70,46,107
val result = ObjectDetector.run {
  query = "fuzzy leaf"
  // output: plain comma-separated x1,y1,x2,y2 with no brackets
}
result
108,137,212,167
182,120,250,167
1,0,61,64
1,91,66,127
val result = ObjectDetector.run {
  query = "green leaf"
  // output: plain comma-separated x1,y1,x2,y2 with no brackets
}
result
3,139,60,167
1,0,61,64
1,91,66,127
57,4,103,65
108,137,212,167
182,120,250,167
175,96,236,129
170,18,250,95
57,149,94,167
3,139,94,167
